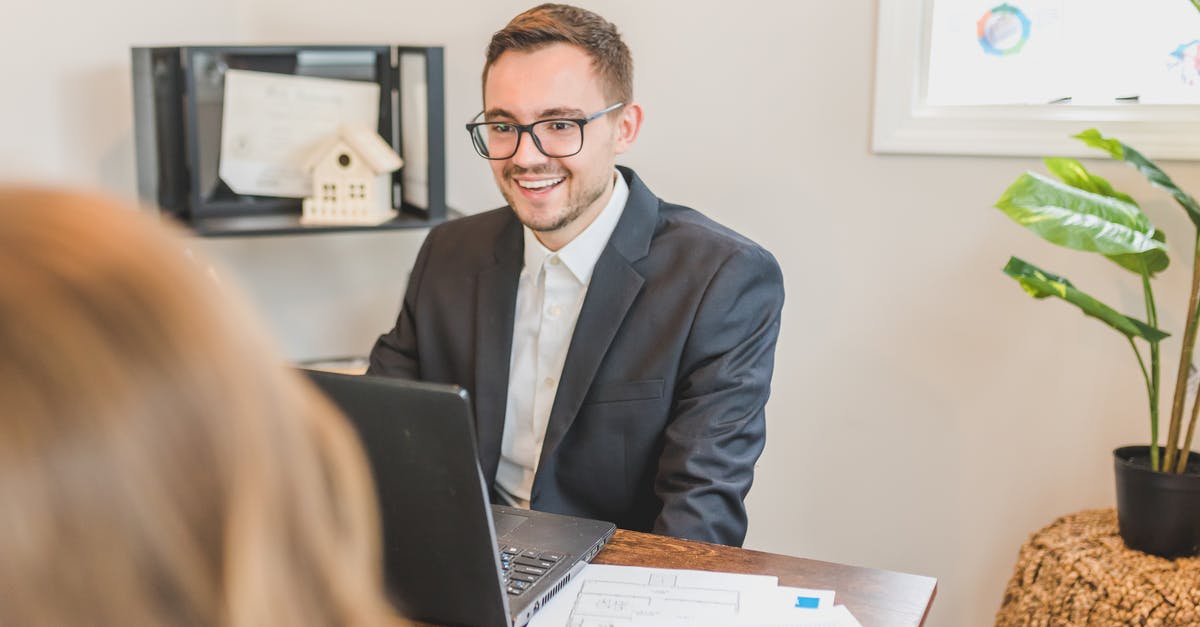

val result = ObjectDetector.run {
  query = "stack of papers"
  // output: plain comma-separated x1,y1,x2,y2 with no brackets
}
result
528,564,862,627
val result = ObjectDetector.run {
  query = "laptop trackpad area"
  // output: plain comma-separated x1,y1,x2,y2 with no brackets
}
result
492,511,528,537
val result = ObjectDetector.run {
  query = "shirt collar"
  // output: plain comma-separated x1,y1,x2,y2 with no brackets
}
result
521,170,629,284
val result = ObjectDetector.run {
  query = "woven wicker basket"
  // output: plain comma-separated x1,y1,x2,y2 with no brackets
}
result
995,509,1200,625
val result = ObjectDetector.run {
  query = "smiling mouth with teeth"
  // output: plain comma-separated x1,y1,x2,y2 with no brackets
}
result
517,177,564,190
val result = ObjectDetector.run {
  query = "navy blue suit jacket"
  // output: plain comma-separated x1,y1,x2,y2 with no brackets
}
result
368,167,784,546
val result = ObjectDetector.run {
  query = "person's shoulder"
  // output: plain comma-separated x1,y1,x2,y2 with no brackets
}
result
427,206,513,242
649,201,784,306
653,202,778,270
422,207,513,254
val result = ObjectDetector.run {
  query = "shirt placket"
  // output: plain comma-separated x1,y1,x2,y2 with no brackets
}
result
510,258,540,484
532,255,572,460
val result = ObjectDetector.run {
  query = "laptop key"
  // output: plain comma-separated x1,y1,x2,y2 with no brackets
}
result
506,586,525,596
514,565,546,576
520,549,541,558
510,580,530,590
509,572,538,583
540,552,565,562
514,556,555,569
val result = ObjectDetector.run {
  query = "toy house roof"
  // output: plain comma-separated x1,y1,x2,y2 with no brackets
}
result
303,125,404,174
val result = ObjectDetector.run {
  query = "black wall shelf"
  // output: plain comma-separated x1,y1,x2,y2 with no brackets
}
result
189,207,462,238
132,44,451,237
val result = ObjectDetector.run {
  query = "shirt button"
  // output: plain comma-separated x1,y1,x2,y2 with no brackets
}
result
544,377,555,387
549,256,561,266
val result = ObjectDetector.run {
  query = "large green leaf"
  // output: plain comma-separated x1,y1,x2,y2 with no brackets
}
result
1044,157,1139,206
1042,157,1169,276
996,172,1169,260
1003,256,1169,342
1075,129,1200,227
1107,229,1169,277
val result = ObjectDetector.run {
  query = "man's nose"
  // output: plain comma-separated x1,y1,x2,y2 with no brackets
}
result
510,129,549,169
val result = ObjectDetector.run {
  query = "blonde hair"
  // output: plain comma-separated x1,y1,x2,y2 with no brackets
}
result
0,187,401,626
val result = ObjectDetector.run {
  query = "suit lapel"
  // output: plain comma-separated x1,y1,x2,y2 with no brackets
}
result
473,216,523,487
532,167,658,499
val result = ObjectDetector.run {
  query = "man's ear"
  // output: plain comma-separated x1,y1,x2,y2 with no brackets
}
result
613,102,644,155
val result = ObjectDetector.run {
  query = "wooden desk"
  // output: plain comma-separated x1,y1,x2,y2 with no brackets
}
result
595,530,937,627
412,530,936,626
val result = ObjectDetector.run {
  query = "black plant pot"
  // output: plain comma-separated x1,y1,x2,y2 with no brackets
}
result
1113,445,1200,558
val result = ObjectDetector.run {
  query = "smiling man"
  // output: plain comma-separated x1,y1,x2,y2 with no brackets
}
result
368,3,784,546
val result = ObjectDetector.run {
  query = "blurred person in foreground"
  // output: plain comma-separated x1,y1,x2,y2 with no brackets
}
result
0,187,403,627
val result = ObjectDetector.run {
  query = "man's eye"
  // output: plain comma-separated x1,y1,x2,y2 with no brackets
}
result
491,124,514,133
548,122,573,131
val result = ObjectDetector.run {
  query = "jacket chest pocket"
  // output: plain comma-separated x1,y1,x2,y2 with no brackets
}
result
584,378,664,404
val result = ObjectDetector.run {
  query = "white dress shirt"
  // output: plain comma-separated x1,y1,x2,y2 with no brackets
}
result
495,171,630,507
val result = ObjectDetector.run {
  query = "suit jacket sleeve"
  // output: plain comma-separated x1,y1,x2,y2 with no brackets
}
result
367,227,438,379
652,245,784,546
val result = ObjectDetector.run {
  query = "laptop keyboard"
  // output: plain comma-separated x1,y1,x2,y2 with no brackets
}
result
498,544,566,596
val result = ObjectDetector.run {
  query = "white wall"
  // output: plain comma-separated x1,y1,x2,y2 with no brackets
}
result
7,1,1200,625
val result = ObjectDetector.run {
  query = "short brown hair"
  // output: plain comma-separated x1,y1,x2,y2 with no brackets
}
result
0,187,403,627
484,3,633,105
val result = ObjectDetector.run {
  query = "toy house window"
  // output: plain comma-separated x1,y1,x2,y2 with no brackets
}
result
873,0,1200,158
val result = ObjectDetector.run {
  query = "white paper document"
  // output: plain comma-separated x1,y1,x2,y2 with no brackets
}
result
527,564,853,627
740,604,863,627
398,52,429,207
219,69,380,198
741,585,837,617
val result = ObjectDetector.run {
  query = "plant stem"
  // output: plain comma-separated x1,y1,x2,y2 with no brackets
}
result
1130,336,1159,471
1141,266,1161,471
1167,235,1200,472
1193,0,1200,14
1178,387,1200,473
1177,303,1200,473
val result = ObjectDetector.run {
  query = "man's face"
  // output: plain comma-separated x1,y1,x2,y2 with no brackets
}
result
483,43,635,244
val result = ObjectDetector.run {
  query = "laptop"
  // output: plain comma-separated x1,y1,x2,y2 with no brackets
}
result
303,369,616,627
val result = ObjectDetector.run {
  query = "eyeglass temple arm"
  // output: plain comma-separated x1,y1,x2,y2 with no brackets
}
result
583,102,625,123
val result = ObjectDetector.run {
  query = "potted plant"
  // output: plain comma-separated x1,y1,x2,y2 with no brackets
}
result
994,129,1200,557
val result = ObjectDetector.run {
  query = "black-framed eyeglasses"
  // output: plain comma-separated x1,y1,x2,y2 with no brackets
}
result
465,102,625,160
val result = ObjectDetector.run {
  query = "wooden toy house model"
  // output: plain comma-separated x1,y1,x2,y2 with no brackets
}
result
301,125,403,225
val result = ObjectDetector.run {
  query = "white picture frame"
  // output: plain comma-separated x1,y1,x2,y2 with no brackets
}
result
872,0,1200,159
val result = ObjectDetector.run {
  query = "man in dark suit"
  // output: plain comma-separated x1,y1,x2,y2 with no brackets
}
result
368,4,783,546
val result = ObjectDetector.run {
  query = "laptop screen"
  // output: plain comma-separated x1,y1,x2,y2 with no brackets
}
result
303,369,511,626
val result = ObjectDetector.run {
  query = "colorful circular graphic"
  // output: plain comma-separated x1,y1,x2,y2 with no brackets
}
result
977,4,1031,56
1168,40,1200,87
